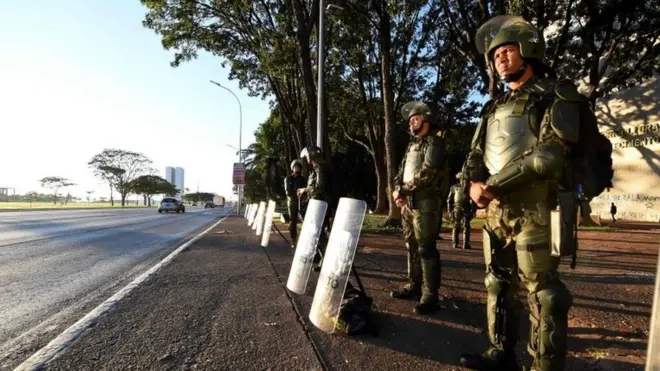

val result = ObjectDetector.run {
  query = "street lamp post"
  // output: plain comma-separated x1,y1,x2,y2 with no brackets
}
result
210,80,244,214
316,2,345,151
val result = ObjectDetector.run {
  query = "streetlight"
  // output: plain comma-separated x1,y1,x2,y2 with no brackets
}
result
210,80,244,213
316,2,345,150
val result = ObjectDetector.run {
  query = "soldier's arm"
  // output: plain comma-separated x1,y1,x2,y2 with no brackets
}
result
446,189,454,209
401,136,445,193
485,82,581,194
284,176,295,197
464,103,492,184
393,144,409,194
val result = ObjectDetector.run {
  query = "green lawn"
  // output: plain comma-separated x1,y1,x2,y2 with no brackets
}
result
0,202,155,210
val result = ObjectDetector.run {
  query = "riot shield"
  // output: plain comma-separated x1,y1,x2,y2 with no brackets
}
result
244,203,251,218
260,200,277,247
309,198,367,333
248,204,258,226
286,199,328,295
646,251,660,371
254,201,266,234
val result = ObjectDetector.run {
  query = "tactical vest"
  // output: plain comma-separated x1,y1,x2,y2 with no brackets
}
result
403,141,423,183
484,92,539,175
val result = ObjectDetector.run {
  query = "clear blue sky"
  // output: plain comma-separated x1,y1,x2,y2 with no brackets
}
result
0,0,271,201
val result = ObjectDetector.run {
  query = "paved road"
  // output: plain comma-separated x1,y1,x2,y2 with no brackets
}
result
0,206,231,369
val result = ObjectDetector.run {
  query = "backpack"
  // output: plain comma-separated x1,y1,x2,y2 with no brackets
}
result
540,80,614,198
569,95,614,199
333,284,379,337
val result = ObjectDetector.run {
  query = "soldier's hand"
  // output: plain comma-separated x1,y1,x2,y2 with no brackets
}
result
395,197,407,208
469,182,495,208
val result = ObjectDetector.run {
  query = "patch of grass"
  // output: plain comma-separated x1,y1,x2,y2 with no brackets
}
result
361,214,400,235
0,202,154,210
577,225,620,231
361,214,487,235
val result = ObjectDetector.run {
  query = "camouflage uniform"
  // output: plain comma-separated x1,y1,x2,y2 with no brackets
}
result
460,16,575,371
298,146,331,270
391,101,446,315
447,174,474,249
284,159,306,242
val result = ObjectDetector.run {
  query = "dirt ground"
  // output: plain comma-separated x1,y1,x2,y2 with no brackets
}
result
346,222,659,370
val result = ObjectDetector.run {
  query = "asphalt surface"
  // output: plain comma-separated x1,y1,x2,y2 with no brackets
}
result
45,215,322,371
0,206,231,370
27,215,660,371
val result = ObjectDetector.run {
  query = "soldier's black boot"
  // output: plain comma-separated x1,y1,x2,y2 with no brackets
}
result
463,242,472,250
414,250,441,315
460,348,520,371
390,283,421,299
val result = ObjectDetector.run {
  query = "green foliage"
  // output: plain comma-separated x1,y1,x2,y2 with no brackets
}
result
88,148,153,206
38,176,75,204
182,192,215,202
140,0,658,211
128,175,174,206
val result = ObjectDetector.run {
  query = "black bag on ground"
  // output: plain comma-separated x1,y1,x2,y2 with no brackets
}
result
334,283,378,337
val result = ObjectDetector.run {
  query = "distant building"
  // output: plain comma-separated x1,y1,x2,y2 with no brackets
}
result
165,167,175,185
175,167,185,195
590,77,660,222
164,166,185,197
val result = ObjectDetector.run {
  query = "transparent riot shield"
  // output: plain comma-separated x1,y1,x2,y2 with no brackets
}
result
254,201,267,235
286,199,328,295
260,200,277,247
646,251,660,371
309,198,367,333
247,204,258,226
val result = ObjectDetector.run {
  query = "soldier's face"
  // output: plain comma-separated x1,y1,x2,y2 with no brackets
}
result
293,165,301,175
409,114,424,131
493,43,523,78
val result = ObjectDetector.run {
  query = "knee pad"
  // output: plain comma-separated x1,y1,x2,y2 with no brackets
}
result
485,272,508,296
536,281,572,314
418,242,438,259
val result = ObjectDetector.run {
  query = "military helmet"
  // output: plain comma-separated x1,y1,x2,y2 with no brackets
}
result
401,101,433,124
475,15,545,65
300,146,325,164
290,159,302,171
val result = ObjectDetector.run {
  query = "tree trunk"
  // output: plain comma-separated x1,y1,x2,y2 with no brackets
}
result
291,0,318,143
110,187,114,206
377,1,401,225
373,153,388,213
121,193,127,207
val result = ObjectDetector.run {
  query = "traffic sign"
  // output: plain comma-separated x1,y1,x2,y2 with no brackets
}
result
233,163,246,185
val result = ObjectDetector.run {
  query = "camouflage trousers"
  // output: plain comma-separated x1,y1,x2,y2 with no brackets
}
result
402,202,441,302
451,208,471,249
287,197,299,242
482,197,573,371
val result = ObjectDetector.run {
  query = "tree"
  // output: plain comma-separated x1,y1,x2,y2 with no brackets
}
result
128,175,172,206
88,149,153,206
182,192,215,202
25,191,38,207
39,177,75,205
86,190,94,205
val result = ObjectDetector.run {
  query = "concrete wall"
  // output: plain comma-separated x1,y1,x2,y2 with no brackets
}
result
590,77,660,222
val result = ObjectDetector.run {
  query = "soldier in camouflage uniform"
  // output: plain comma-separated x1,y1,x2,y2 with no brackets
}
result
297,145,331,271
284,159,306,243
447,172,474,250
459,16,575,371
390,101,446,315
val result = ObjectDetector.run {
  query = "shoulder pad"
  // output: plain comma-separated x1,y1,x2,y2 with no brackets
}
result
554,80,584,102
479,100,495,116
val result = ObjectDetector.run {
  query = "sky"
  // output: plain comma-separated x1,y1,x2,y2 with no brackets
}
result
0,0,271,201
